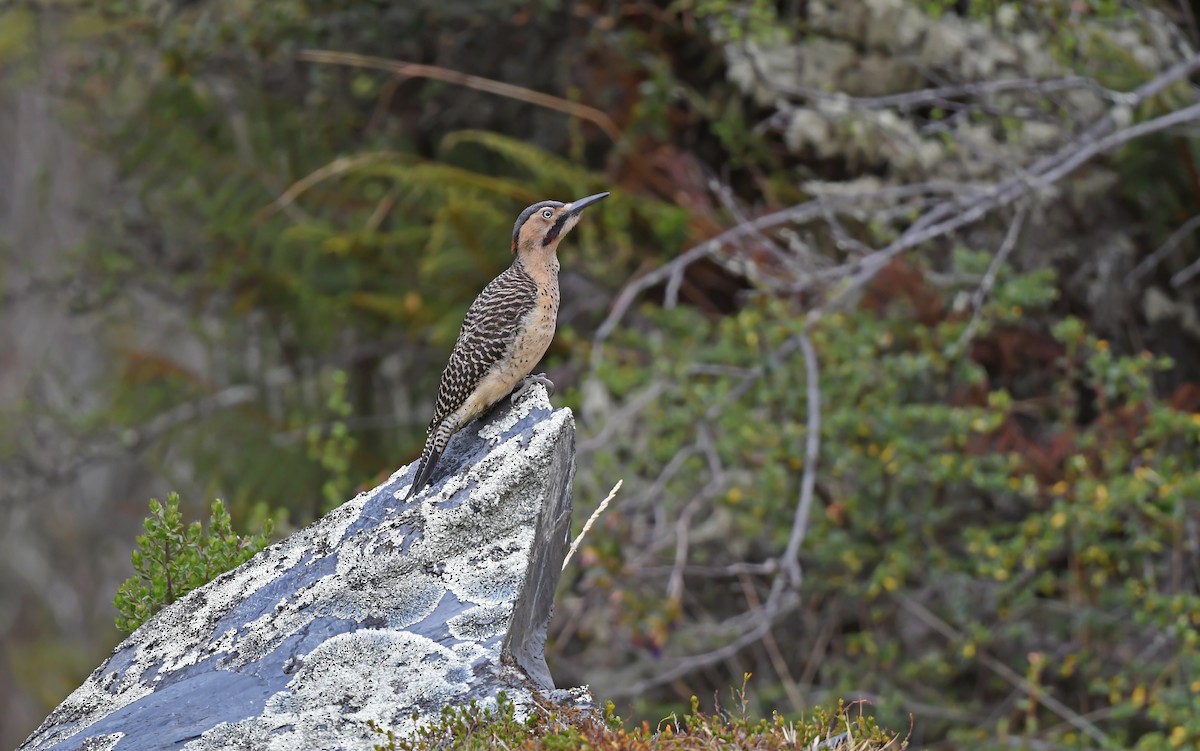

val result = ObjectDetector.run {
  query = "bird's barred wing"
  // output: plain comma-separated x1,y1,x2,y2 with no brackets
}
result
430,265,539,428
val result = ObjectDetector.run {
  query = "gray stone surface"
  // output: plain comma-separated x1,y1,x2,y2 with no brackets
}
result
19,385,578,751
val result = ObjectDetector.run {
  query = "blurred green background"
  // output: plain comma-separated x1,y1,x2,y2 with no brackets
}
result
3,1,1200,748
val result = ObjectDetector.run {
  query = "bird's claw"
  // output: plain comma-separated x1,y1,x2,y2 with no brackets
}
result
510,372,555,403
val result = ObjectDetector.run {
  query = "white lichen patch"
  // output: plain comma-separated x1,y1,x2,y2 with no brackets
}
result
448,603,513,642
289,630,472,713
451,639,490,666
477,382,548,441
184,630,476,751
24,675,150,751
76,733,124,751
441,533,533,605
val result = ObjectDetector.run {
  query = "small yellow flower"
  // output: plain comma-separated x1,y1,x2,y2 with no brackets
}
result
1051,511,1068,529
1096,339,1110,352
1051,481,1068,495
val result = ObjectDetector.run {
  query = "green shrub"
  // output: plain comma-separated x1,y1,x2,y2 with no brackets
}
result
113,493,274,635
575,253,1200,749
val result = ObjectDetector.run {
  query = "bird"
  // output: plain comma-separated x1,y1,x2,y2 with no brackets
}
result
403,191,610,500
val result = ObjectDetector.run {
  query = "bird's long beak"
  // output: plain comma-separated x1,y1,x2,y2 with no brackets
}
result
566,192,610,216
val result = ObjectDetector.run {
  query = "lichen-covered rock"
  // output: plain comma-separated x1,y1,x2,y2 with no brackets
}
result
19,384,578,751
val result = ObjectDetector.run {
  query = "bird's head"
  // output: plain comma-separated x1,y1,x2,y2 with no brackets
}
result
511,192,609,255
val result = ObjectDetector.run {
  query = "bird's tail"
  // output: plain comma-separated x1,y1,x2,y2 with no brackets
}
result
403,446,442,501
403,422,452,500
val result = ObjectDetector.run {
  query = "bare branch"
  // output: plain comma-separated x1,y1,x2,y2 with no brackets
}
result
950,202,1030,355
782,332,820,588
591,182,962,359
1131,213,1200,282
1173,254,1200,286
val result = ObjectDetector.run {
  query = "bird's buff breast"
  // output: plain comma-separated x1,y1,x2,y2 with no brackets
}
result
453,290,558,427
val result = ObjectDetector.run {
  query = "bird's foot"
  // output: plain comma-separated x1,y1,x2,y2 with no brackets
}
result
510,372,555,403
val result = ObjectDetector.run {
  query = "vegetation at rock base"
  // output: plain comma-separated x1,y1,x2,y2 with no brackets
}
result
3,0,1200,748
371,687,903,751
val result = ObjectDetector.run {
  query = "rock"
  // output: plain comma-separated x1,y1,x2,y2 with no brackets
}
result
19,385,579,751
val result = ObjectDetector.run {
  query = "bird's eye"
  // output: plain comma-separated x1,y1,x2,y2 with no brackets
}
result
541,209,554,219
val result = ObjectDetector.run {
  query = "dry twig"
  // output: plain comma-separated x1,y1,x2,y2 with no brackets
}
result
297,50,622,142
562,480,622,571
950,202,1030,355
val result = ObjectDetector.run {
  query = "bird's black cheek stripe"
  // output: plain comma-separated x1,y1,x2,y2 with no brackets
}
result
542,215,569,246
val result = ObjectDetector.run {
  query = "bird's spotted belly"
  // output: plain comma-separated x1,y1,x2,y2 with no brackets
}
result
507,307,556,372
